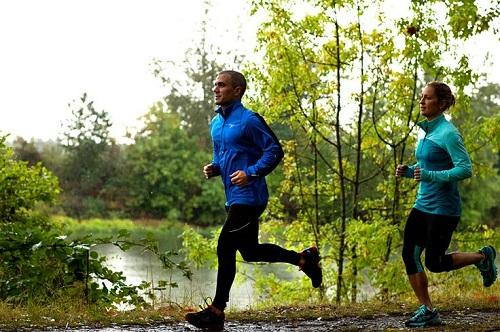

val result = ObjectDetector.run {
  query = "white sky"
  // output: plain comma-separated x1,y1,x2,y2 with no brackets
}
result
0,0,257,142
0,0,498,143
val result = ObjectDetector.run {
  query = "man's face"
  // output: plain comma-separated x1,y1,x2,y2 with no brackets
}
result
213,73,241,107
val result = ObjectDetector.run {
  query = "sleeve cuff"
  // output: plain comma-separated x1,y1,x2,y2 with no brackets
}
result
245,165,259,177
420,169,431,181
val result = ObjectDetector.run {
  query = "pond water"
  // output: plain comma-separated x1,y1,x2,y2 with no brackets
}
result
95,244,300,310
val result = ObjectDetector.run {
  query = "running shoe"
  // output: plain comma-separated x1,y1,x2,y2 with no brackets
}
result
475,245,497,287
185,304,225,331
405,304,442,328
299,246,322,288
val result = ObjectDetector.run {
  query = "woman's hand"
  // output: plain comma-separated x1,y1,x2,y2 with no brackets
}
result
396,164,408,177
414,167,421,182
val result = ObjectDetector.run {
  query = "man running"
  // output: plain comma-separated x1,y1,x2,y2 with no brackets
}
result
185,70,322,330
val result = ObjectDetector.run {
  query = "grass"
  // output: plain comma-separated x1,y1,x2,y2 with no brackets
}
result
0,300,184,330
0,289,497,330
229,292,499,322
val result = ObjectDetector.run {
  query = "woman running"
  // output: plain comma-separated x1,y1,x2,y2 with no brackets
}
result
396,81,497,328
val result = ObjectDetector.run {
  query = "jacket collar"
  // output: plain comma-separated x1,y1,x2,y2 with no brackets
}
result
215,100,242,118
417,114,446,133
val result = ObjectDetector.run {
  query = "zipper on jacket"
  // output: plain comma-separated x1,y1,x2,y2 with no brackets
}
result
418,124,429,158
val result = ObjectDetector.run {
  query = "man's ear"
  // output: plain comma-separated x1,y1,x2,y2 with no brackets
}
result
234,86,242,98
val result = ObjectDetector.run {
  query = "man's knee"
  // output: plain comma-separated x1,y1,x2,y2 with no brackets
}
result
217,236,234,257
239,247,259,262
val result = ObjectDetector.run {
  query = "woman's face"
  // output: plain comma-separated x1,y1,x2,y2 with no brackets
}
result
419,85,445,121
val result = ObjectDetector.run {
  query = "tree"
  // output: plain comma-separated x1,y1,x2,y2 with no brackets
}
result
0,136,183,307
59,93,114,218
151,0,243,150
11,136,42,166
248,0,500,302
125,102,225,224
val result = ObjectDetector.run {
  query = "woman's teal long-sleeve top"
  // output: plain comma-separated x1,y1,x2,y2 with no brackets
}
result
403,114,472,216
210,101,284,206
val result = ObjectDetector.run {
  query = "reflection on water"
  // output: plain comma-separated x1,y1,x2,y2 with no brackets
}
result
95,244,298,310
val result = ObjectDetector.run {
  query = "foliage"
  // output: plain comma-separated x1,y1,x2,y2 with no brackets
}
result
0,137,191,307
243,0,500,303
11,137,43,166
180,218,498,306
59,93,116,219
181,226,219,270
0,138,59,223
150,0,242,150
125,103,225,224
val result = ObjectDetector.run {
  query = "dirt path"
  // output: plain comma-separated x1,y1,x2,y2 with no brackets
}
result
41,310,498,331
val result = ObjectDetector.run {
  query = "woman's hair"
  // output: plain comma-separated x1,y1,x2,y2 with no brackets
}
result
426,81,456,111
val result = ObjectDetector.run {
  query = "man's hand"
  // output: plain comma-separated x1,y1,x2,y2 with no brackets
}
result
395,164,408,177
203,164,220,179
230,170,249,186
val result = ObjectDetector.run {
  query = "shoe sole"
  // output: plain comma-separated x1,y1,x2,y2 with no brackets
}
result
484,246,497,287
406,316,443,327
306,247,322,288
185,314,224,331
298,247,323,288
185,320,223,331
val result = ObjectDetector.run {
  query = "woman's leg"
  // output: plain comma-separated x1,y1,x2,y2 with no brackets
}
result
450,252,484,269
423,214,459,273
408,272,432,309
402,209,433,308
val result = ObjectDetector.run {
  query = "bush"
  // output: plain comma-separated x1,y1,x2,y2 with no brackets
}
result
0,136,189,307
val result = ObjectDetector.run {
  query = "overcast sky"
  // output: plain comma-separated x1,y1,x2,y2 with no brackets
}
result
0,0,257,142
0,0,498,143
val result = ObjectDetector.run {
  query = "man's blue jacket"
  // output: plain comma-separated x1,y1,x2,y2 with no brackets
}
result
210,101,284,206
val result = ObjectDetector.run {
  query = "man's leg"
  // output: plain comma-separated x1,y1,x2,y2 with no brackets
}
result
235,205,300,265
233,205,321,287
211,205,249,311
185,207,236,330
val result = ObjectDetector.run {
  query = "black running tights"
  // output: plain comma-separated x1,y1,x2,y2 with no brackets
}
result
212,204,300,310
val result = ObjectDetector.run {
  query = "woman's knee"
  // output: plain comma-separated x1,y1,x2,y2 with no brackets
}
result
402,245,424,274
425,255,450,273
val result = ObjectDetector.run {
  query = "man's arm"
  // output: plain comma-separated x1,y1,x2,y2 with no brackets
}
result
244,113,284,177
206,117,221,178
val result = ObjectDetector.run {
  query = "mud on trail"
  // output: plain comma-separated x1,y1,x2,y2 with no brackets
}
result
39,309,498,331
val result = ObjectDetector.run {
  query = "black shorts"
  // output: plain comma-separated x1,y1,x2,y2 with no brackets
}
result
402,208,459,275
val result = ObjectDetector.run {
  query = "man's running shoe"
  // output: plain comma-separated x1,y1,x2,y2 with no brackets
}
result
185,304,225,331
405,304,442,328
475,245,497,287
299,246,322,288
